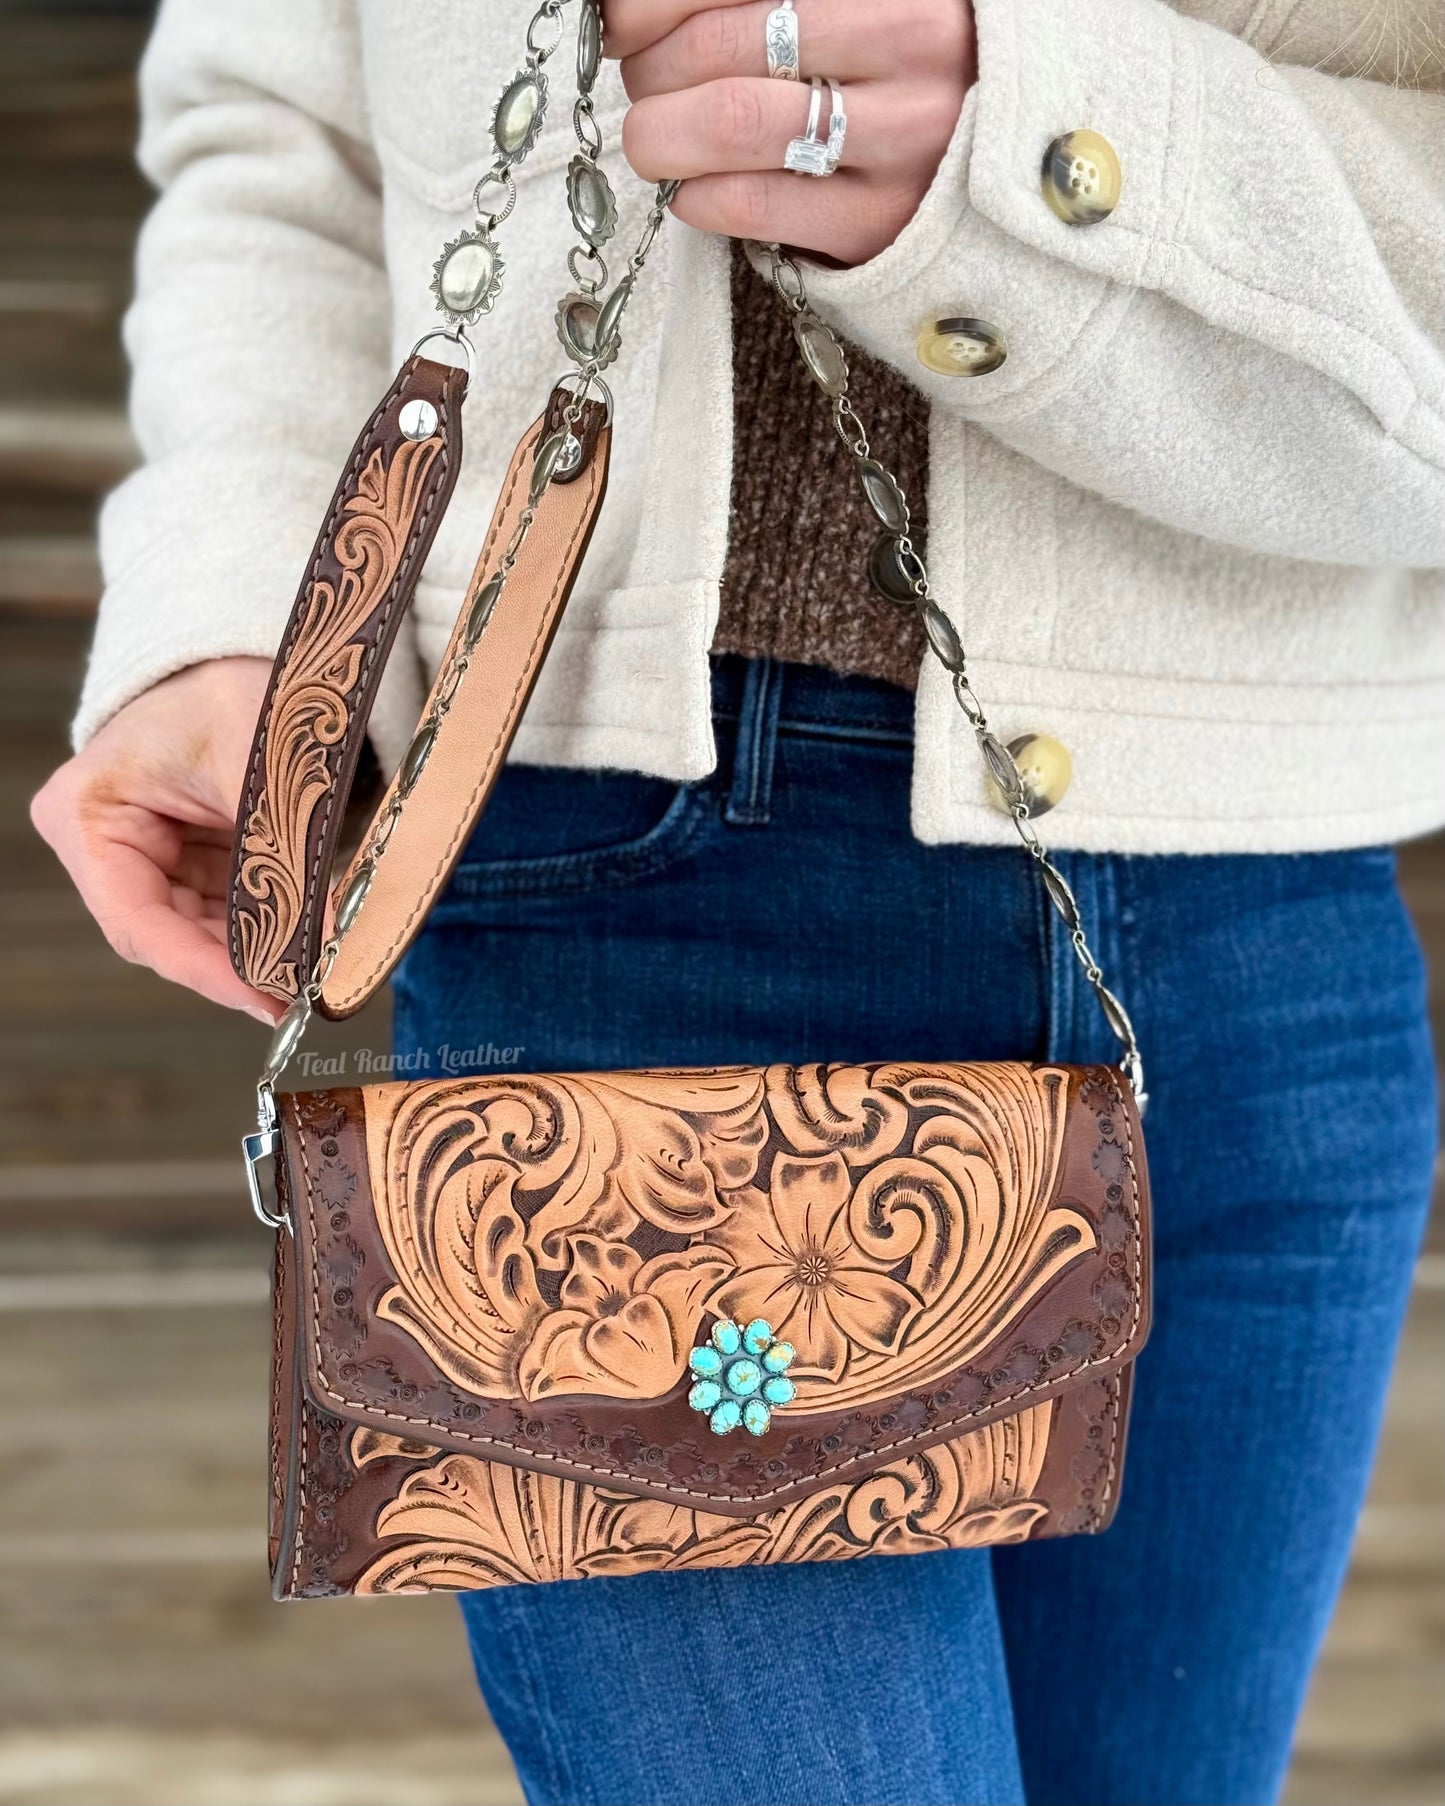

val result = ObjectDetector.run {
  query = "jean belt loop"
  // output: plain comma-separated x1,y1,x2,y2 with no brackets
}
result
724,657,783,826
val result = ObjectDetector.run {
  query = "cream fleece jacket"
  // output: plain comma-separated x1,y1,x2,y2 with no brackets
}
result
74,0,1445,853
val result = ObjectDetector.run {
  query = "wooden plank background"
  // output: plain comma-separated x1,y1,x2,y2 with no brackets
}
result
0,10,1439,1803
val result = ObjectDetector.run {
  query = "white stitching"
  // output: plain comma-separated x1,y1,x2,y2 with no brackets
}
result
288,1383,311,1597
292,1068,1146,1507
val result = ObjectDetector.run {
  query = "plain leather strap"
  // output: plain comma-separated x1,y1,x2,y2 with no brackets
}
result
228,354,467,1000
317,393,611,1018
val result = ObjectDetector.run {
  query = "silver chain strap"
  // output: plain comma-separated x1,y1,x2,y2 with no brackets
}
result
762,244,1146,1109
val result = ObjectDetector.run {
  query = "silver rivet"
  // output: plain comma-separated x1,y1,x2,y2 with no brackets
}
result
398,398,439,442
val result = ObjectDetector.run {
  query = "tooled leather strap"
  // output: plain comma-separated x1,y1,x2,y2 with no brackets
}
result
229,354,468,1000
316,390,610,1018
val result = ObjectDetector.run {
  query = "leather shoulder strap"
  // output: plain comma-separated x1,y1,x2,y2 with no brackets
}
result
229,354,467,1000
317,392,610,1018
227,377,611,1018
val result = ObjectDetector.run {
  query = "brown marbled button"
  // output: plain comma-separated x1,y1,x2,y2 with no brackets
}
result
914,314,1007,377
1041,130,1122,226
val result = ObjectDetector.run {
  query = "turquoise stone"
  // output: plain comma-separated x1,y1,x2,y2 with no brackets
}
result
711,1320,742,1357
686,1316,803,1435
743,1399,771,1437
743,1318,773,1355
710,1399,743,1435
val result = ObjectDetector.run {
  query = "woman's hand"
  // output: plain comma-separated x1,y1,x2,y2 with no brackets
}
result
607,0,974,266
31,657,282,1024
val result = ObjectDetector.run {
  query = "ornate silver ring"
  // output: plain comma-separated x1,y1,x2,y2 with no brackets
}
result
765,1,800,80
784,76,845,177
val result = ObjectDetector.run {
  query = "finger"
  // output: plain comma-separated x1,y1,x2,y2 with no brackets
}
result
621,0,969,98
670,169,923,263
113,885,279,1020
167,838,236,901
622,77,960,182
105,841,279,1019
605,0,754,61
34,775,277,1022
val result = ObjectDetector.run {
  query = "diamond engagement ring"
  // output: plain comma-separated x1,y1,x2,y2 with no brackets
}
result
784,76,846,177
765,1,800,80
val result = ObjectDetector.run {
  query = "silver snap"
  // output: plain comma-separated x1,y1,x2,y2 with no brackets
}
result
399,398,440,441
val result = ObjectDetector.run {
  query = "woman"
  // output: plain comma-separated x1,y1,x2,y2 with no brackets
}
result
32,1,1443,1801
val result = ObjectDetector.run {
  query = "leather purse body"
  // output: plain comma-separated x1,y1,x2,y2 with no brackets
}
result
232,366,1152,1601
271,1061,1148,1598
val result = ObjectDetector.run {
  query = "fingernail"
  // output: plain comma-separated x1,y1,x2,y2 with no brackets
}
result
246,1003,278,1027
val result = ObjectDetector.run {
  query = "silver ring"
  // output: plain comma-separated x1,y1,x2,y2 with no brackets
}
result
824,78,847,172
765,1,800,80
408,326,476,383
784,75,842,177
553,368,615,427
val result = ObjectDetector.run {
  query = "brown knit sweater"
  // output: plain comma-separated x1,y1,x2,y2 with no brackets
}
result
713,245,929,692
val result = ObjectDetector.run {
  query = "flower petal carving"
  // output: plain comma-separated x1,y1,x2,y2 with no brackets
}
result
518,1242,735,1401
709,1154,924,1379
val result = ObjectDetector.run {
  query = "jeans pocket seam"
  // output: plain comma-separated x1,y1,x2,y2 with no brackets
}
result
441,783,713,901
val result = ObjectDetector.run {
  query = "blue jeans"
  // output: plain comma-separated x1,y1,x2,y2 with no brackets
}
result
392,657,1437,1806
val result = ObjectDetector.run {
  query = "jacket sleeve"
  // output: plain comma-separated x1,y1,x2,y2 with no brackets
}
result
72,0,390,748
799,0,1445,568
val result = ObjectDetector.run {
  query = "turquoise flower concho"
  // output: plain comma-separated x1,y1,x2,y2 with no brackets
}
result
687,1318,798,1437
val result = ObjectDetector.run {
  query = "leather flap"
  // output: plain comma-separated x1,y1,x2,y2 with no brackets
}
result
281,1061,1149,1518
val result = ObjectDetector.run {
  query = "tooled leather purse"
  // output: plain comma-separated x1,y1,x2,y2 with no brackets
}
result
230,0,1151,1600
